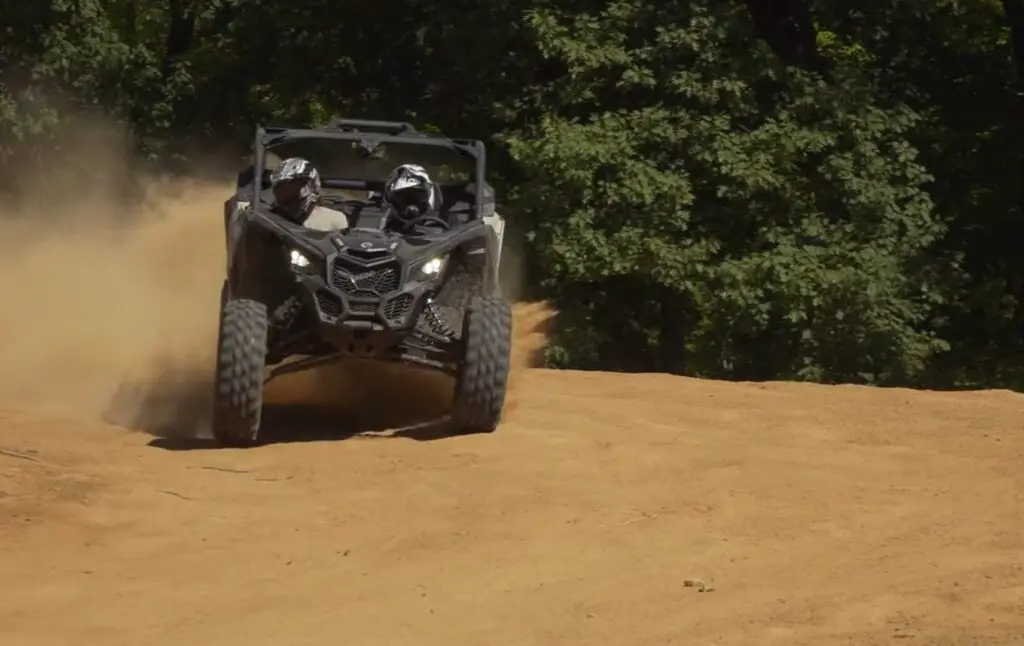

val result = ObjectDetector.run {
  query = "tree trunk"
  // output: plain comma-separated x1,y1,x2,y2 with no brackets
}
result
743,0,824,72
162,0,196,77
658,288,690,375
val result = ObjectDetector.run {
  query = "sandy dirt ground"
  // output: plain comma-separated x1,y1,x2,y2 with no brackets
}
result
0,155,1023,645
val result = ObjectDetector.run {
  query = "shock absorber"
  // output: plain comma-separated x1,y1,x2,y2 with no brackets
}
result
272,296,302,330
424,297,455,337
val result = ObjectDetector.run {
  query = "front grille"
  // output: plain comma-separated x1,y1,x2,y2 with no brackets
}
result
331,260,399,296
315,291,342,318
383,293,414,324
349,301,377,314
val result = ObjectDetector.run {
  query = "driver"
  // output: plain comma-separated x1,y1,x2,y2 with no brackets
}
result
270,157,349,231
382,163,443,224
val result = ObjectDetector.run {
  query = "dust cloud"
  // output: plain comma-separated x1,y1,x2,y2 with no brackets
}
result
0,122,550,440
0,169,227,435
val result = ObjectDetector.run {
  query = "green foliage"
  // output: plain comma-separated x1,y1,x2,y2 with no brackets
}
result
506,2,946,383
2,0,1024,388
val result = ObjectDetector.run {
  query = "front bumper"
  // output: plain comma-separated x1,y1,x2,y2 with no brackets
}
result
293,255,435,356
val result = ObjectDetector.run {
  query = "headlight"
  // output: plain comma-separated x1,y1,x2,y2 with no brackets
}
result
289,249,311,268
418,256,446,279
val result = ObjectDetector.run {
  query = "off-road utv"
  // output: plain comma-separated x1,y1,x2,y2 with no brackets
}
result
213,118,512,446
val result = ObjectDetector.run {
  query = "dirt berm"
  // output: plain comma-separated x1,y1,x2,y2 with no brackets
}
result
0,178,1023,645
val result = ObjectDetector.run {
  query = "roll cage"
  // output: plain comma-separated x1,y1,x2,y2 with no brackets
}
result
251,117,489,220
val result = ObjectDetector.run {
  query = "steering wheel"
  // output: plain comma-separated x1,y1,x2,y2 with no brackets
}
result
412,215,451,230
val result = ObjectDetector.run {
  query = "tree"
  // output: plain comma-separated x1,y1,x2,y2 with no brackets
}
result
507,0,947,383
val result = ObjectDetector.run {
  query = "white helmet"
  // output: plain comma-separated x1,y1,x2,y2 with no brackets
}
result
383,164,441,220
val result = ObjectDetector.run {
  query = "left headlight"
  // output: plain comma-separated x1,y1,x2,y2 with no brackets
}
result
288,249,321,276
417,255,446,280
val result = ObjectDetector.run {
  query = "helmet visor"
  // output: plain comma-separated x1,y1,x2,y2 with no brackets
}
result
273,180,304,205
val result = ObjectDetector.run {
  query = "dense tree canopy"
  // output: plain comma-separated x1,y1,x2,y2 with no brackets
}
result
3,0,1024,388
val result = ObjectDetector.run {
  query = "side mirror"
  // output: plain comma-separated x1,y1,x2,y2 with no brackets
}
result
236,166,254,188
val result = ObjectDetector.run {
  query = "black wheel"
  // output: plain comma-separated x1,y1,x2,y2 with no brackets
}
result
451,295,513,434
211,298,268,446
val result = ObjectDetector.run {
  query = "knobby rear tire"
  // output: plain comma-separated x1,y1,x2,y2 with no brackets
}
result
451,295,513,434
211,298,268,447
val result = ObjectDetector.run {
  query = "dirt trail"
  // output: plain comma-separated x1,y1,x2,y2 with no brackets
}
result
0,166,1023,644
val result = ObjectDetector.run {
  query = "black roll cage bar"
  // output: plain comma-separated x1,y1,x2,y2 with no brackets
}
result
251,117,487,219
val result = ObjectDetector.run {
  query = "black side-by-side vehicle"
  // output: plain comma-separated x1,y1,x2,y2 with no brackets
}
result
213,118,512,446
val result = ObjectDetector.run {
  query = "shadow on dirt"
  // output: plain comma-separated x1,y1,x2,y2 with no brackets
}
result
111,303,554,451
133,359,461,451
145,402,457,451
